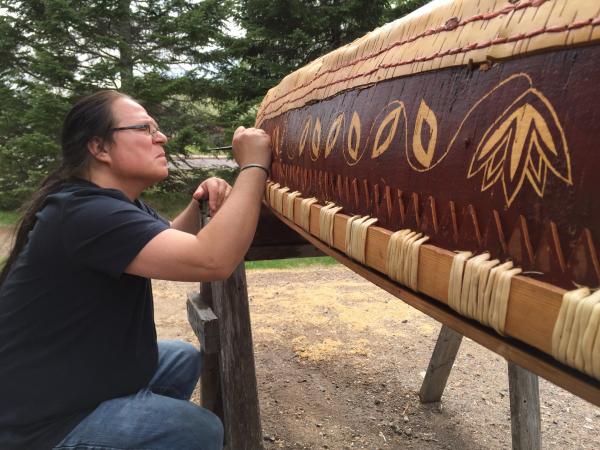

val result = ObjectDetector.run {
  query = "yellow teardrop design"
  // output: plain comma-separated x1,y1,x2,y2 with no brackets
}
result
273,126,280,156
412,100,438,169
347,112,361,161
299,117,312,156
311,118,321,160
325,113,344,158
372,103,403,158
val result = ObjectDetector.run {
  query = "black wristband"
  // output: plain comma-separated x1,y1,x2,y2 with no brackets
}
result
239,163,269,177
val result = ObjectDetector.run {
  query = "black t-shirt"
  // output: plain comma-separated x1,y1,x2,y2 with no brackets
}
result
0,180,170,449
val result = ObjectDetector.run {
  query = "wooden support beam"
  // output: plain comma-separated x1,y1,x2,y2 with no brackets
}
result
419,325,463,403
290,197,563,356
186,291,219,354
187,276,263,450
508,362,542,450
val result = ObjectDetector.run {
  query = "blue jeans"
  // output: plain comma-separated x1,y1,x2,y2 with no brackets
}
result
54,340,223,450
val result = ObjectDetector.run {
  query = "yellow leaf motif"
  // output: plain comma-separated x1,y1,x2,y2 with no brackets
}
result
299,116,312,156
345,111,362,165
325,113,344,158
273,126,280,156
468,88,571,206
445,73,533,173
412,100,438,169
371,101,405,159
311,118,321,161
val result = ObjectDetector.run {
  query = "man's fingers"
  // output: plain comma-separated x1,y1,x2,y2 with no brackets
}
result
218,183,227,209
233,126,246,138
192,186,205,201
204,179,218,212
194,178,232,213
212,180,229,213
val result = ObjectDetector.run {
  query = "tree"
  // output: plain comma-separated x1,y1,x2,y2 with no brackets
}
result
211,0,430,128
0,0,232,208
0,0,430,209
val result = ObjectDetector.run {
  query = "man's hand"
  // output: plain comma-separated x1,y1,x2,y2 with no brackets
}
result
232,126,272,168
192,177,233,214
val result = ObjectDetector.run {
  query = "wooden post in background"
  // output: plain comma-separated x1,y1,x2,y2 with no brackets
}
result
418,324,542,449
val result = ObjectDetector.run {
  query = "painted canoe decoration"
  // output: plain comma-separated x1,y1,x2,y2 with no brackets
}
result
256,0,600,400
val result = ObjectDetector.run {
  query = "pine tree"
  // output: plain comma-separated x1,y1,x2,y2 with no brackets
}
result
0,0,232,207
212,0,430,127
0,0,429,209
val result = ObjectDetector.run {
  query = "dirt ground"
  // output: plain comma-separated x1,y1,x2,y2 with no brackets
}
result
153,266,600,450
0,227,12,257
1,227,598,449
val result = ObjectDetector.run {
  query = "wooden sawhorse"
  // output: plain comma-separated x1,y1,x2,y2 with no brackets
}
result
187,271,263,450
420,325,541,450
186,202,264,450
186,203,324,449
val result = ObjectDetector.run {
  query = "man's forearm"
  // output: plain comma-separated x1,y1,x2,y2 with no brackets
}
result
194,168,267,276
171,200,200,234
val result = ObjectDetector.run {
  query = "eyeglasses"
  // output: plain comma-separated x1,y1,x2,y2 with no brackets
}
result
110,124,163,138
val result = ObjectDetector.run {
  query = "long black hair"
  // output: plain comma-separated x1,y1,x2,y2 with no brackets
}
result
0,90,130,285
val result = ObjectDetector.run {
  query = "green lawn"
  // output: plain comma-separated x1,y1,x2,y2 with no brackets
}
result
0,210,20,227
140,191,191,220
245,256,337,270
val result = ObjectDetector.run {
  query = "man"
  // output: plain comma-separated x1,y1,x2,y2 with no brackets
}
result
0,91,271,449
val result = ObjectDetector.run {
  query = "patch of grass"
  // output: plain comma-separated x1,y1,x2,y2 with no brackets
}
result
245,256,338,270
142,168,238,219
141,192,191,220
0,210,20,227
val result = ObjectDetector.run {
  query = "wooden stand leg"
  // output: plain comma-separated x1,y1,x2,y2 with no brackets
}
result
187,271,263,449
419,326,542,449
508,362,541,450
211,263,263,450
186,201,262,449
419,325,463,403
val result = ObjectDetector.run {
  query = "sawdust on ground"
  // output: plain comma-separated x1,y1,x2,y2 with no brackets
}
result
153,265,600,450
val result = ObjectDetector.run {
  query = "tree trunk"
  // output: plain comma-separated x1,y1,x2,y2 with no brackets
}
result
116,0,134,92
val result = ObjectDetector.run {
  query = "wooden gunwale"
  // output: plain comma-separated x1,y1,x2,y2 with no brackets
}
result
265,195,600,406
